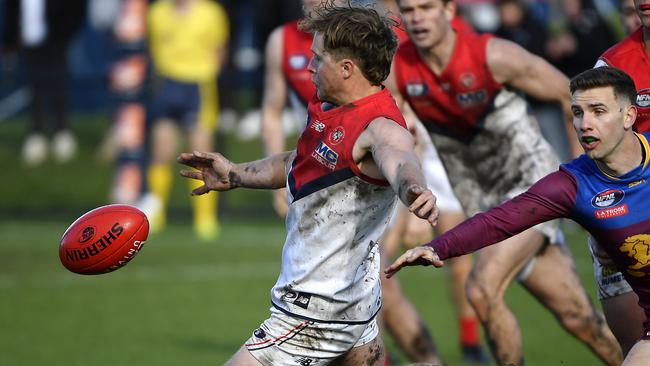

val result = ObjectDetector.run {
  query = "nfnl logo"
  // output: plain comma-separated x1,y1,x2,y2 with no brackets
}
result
591,189,624,208
311,141,338,169
456,89,487,106
289,54,309,70
637,89,650,108
406,82,428,97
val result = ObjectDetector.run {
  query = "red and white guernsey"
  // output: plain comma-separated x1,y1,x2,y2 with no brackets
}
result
271,88,406,323
393,31,502,140
282,20,316,128
597,28,650,132
393,31,561,221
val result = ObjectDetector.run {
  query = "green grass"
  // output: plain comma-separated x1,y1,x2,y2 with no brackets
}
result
0,114,609,365
0,219,604,365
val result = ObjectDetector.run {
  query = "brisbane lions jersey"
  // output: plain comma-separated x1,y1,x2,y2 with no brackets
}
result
271,88,406,323
393,31,503,141
597,28,650,132
429,132,650,337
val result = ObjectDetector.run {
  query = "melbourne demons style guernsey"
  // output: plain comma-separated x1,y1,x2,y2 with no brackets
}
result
393,31,560,218
281,18,412,131
282,19,315,127
429,132,650,337
597,28,650,132
271,88,406,323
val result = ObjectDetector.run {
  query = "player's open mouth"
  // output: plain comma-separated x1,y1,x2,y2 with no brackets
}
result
640,4,650,12
581,136,600,149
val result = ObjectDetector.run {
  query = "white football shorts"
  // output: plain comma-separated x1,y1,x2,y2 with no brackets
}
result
588,235,633,300
245,307,379,366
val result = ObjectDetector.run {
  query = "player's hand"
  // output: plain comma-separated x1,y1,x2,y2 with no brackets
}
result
178,151,236,194
384,246,444,278
406,184,439,226
273,188,289,217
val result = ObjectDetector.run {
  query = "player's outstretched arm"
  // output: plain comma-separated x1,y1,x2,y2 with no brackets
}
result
356,117,439,225
487,38,582,158
384,246,445,278
178,150,295,194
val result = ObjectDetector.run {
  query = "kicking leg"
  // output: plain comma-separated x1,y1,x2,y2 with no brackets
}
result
520,244,622,366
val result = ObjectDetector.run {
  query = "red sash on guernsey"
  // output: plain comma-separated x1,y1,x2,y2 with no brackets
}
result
393,31,502,139
600,27,650,132
288,88,406,201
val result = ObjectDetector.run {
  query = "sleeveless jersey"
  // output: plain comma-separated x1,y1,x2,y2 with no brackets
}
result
282,19,316,128
271,88,406,323
598,28,650,132
393,31,502,141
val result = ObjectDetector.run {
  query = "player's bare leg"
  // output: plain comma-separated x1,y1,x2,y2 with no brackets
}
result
601,292,645,355
379,207,443,364
435,211,488,364
224,346,264,366
331,334,385,366
521,244,623,365
622,340,650,365
465,228,547,365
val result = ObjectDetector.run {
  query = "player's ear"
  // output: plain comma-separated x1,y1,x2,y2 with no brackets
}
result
623,104,637,130
444,0,456,22
341,59,354,79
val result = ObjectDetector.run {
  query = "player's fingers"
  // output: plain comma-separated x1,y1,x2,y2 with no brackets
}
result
428,205,440,227
177,153,202,168
191,185,210,196
179,169,203,181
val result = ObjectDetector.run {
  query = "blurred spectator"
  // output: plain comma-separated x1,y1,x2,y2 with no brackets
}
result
147,0,229,241
620,0,642,33
545,0,617,78
3,0,86,166
495,0,548,57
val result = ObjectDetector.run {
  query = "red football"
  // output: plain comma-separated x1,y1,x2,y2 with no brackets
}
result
59,204,149,275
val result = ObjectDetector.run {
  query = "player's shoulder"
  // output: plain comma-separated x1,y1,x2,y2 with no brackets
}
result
561,155,594,178
600,28,643,63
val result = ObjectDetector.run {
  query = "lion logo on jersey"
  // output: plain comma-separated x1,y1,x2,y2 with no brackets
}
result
619,234,650,277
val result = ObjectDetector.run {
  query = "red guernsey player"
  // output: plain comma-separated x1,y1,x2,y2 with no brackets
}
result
386,66,650,366
180,4,438,365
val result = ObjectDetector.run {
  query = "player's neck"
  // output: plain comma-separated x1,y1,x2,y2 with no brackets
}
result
419,30,456,75
644,26,650,54
328,84,382,107
596,132,644,177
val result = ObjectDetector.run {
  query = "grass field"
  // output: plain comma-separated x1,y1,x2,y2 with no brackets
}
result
0,115,608,365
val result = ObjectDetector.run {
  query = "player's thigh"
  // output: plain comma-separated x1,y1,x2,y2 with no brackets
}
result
519,244,587,307
225,346,264,366
471,228,547,293
602,292,645,355
331,332,384,366
622,340,650,366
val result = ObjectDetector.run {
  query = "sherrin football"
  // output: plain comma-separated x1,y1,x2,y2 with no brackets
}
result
59,204,149,275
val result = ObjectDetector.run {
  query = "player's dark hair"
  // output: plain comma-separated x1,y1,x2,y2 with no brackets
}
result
570,67,637,105
300,0,398,85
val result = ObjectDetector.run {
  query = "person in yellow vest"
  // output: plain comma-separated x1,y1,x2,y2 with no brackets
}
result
147,0,229,241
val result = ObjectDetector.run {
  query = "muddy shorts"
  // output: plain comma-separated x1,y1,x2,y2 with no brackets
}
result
245,307,379,366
